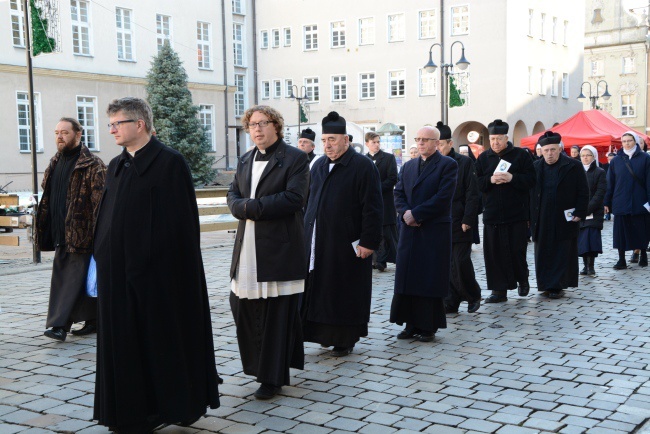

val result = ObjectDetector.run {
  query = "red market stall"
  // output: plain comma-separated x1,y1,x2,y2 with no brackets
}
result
520,110,650,163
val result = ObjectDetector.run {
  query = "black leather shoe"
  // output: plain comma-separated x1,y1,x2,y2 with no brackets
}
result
397,325,417,339
518,282,530,297
330,346,354,357
70,323,97,336
630,252,639,263
587,267,596,276
579,267,588,275
613,260,627,270
444,304,459,314
416,331,435,342
547,291,563,299
44,327,66,342
485,294,507,303
376,263,386,272
467,300,480,313
639,257,648,267
254,384,282,400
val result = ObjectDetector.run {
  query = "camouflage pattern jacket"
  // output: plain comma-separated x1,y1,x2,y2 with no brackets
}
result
35,145,107,253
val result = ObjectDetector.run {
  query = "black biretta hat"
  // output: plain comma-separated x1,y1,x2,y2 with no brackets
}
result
436,122,452,140
537,131,562,146
487,119,509,135
322,111,347,134
300,128,316,141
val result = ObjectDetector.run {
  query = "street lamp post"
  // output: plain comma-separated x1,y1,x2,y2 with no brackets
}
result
578,80,611,109
423,40,470,124
289,85,308,133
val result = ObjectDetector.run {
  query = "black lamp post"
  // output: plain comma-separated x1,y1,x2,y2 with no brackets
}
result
423,40,470,124
578,80,611,109
289,85,308,133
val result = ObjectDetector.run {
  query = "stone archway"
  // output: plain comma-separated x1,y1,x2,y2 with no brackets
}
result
452,120,489,151
512,120,528,147
533,121,546,134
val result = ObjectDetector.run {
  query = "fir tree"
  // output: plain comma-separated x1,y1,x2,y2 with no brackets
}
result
449,75,466,108
30,0,56,56
146,41,215,185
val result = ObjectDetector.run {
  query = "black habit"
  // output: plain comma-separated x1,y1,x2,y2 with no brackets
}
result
93,137,220,429
302,146,383,347
531,154,589,291
366,149,398,266
578,161,606,257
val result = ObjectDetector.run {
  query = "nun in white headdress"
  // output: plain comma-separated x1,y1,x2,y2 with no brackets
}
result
577,145,606,276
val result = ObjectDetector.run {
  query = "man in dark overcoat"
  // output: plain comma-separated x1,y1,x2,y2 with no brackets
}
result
36,117,106,342
530,132,589,299
475,119,536,303
391,125,458,342
228,105,309,400
93,97,220,432
365,131,398,272
435,122,481,314
302,111,383,358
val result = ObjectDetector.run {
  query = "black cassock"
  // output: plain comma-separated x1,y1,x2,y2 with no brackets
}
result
93,138,220,430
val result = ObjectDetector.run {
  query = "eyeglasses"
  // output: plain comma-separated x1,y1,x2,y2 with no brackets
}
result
108,119,137,130
414,137,438,143
248,120,275,129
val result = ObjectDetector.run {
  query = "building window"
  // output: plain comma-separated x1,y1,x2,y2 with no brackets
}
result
621,95,636,117
552,17,557,43
359,73,375,100
260,30,268,49
590,60,603,77
10,0,25,48
540,13,545,40
528,67,533,94
331,21,346,48
233,23,244,66
551,71,558,96
232,0,243,14
199,105,215,151
71,0,92,55
451,5,469,36
304,77,320,102
16,92,42,152
396,124,407,153
419,10,436,39
197,22,211,69
283,27,291,46
561,73,569,98
389,70,405,97
115,8,134,61
156,14,172,51
332,75,347,101
420,69,436,96
76,96,98,151
528,9,534,37
563,20,568,45
304,25,318,50
273,80,281,98
261,81,270,99
359,17,374,45
285,79,293,97
272,29,280,48
234,74,245,117
539,69,546,95
623,57,635,74
388,14,405,42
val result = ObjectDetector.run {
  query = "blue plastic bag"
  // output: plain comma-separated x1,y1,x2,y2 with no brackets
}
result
86,255,97,297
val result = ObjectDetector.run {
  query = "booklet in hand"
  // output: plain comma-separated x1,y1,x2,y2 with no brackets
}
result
493,159,512,174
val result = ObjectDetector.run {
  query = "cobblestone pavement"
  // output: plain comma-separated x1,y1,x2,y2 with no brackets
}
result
1,221,649,434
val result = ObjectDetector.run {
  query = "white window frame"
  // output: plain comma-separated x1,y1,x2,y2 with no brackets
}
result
396,124,407,154
273,80,281,98
563,20,568,46
539,69,546,95
590,60,603,77
451,5,469,36
622,57,635,74
359,17,375,45
419,9,436,39
528,67,533,94
260,30,269,49
16,92,43,153
621,94,636,117
285,79,293,98
116,7,135,61
233,23,244,67
561,73,569,98
272,29,280,48
71,0,92,56
283,27,291,46
551,71,558,96
304,24,318,51
304,77,320,102
156,14,172,52
540,13,545,40
528,9,534,37
419,69,436,96
76,95,98,151
387,14,405,42
331,75,347,101
10,0,25,48
261,81,270,99
199,104,216,151
552,17,557,43
389,70,405,98
197,21,212,69
234,74,245,118
331,21,346,48
232,0,244,15
359,72,376,100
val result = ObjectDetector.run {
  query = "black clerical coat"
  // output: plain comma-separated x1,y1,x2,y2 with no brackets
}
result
93,137,220,428
303,146,383,326
393,151,458,298
448,148,479,244
367,150,398,225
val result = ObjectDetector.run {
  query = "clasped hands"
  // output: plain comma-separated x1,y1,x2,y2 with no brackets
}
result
491,172,513,184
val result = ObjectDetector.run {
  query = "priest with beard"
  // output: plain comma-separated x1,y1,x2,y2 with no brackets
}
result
530,132,589,299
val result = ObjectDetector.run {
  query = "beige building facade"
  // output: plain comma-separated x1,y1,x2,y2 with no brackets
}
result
1,0,256,191
254,0,584,156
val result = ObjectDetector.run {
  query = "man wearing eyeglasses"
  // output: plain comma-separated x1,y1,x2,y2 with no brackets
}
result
302,111,383,358
93,97,221,432
390,126,457,342
475,119,536,303
36,117,106,342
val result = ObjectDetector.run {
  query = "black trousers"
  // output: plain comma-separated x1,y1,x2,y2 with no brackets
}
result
445,241,481,307
483,221,529,292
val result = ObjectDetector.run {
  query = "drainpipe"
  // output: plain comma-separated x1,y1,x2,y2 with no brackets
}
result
221,0,230,169
252,0,259,105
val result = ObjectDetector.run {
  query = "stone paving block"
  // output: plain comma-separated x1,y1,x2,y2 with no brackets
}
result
423,424,466,434
0,424,26,434
423,412,466,427
191,416,236,432
265,405,307,420
227,410,269,424
561,415,599,429
256,416,299,431
523,417,566,432
363,411,403,426
487,411,528,425
48,418,95,432
392,417,430,431
220,423,265,433
296,410,337,425
2,409,43,424
324,416,367,431
286,424,333,434
358,423,399,434
495,426,540,434
458,418,502,433
523,400,558,411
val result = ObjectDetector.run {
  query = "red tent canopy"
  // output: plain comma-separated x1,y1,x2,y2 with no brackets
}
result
520,110,650,163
